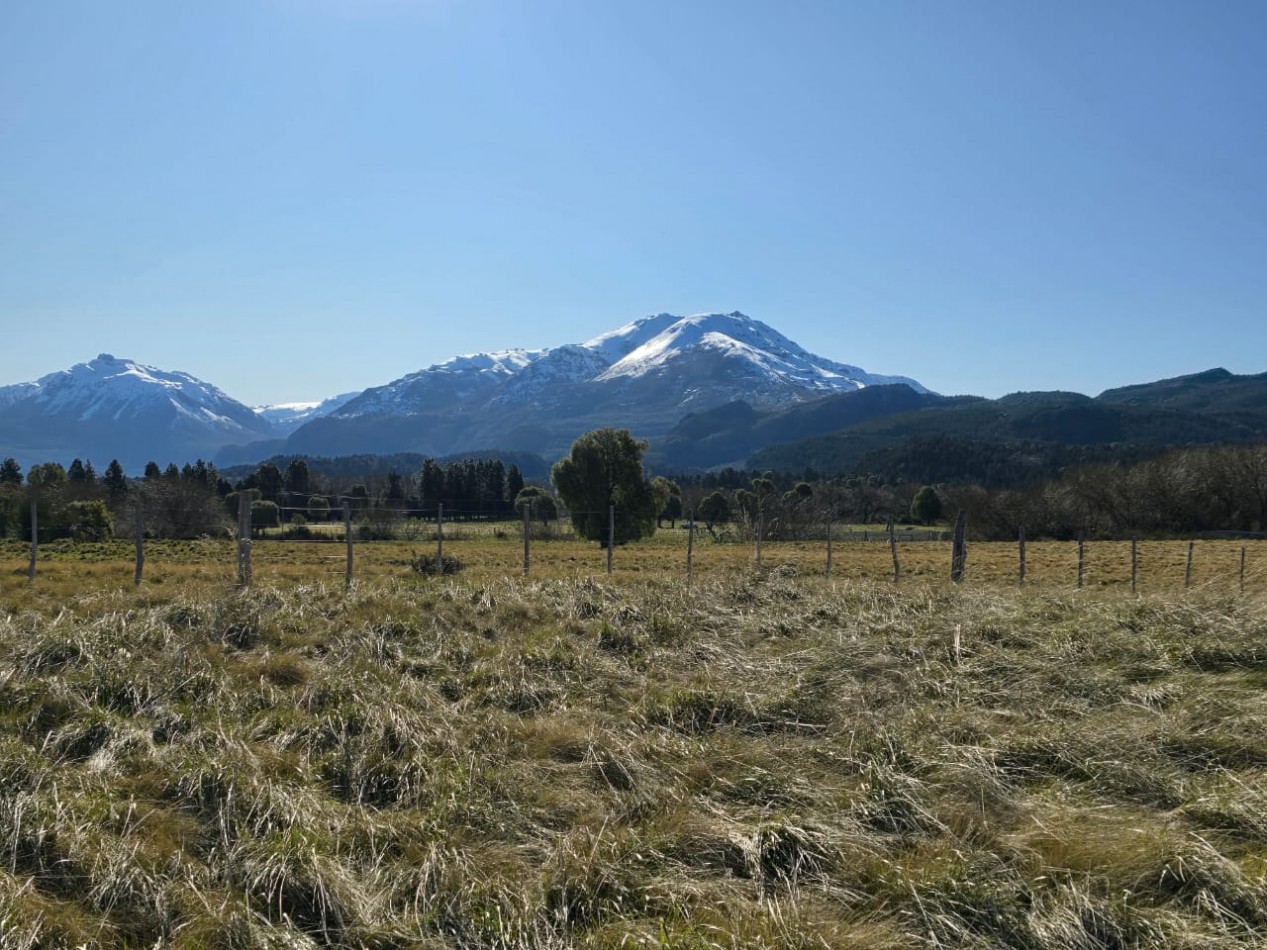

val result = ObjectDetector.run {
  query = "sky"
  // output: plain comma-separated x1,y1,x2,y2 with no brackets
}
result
2,0,1264,406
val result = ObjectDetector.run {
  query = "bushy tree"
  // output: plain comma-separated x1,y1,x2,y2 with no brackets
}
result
251,500,280,531
66,500,112,541
698,491,731,530
308,495,331,522
910,485,944,525
652,476,682,528
551,428,659,546
0,458,21,485
515,486,558,524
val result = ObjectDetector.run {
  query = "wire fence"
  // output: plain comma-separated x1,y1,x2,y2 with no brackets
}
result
6,496,1265,597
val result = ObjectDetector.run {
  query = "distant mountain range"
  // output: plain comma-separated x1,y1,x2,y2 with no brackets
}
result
268,311,927,464
1,316,1265,481
733,371,1267,482
0,354,277,471
1,312,924,470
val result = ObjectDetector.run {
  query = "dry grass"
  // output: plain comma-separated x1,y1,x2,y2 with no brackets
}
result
3,534,1264,602
2,557,1267,947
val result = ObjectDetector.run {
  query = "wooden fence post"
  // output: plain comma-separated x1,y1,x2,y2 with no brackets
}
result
1240,545,1247,594
436,503,444,574
237,491,251,587
1018,525,1026,587
607,504,614,575
887,517,900,583
686,510,695,584
1184,540,1194,590
344,503,353,587
522,503,530,575
134,499,144,586
1076,532,1085,590
1131,538,1138,594
949,511,967,583
825,520,832,578
28,501,37,583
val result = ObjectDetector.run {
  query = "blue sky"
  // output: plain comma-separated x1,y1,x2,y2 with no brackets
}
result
2,0,1264,405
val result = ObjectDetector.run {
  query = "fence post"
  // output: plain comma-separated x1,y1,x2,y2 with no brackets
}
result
825,520,832,578
436,502,444,574
237,491,251,587
1130,539,1138,594
887,516,900,583
1240,545,1247,594
522,502,530,575
134,499,144,586
950,511,967,583
607,504,614,575
1076,532,1085,590
344,503,353,587
1018,525,1026,587
683,509,694,584
28,501,37,583
1184,540,1194,590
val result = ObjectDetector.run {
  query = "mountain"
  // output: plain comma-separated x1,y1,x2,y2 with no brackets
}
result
253,392,361,435
282,311,928,460
745,380,1267,481
649,385,972,470
1097,368,1267,416
0,354,279,471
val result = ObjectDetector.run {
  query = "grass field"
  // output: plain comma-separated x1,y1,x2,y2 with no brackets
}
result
2,531,1264,604
2,542,1267,947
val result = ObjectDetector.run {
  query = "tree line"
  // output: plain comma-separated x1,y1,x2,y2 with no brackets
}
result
3,439,1264,544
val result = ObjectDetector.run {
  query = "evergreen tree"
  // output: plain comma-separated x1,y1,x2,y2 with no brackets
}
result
506,464,525,509
0,458,22,485
552,428,659,546
102,460,127,499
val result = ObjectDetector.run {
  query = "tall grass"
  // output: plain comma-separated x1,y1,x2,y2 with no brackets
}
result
2,571,1266,947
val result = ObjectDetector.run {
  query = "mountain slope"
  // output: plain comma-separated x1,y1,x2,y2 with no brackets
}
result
283,311,928,460
649,385,969,470
0,354,279,470
747,383,1267,478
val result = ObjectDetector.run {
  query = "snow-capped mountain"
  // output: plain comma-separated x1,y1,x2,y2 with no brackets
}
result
254,392,360,434
0,354,280,471
284,312,927,459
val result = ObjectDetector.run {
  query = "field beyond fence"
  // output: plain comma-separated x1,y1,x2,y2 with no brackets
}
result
2,528,1264,602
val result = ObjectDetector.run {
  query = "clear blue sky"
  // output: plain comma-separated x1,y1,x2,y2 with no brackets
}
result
2,0,1264,405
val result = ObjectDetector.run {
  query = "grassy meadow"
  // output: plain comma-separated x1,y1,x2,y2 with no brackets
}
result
2,533,1267,947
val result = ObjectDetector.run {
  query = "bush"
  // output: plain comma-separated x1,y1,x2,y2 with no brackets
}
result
408,551,463,575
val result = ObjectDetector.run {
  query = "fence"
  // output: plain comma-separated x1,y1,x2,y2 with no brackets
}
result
7,502,1265,597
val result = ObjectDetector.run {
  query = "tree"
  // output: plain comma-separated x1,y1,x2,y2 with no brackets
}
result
66,500,112,541
515,486,558,524
698,491,731,530
308,495,331,522
144,461,161,480
254,462,284,503
26,462,67,495
652,476,682,528
251,500,280,532
505,464,525,510
284,459,311,497
102,460,127,499
0,458,22,485
910,485,944,525
551,428,659,546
